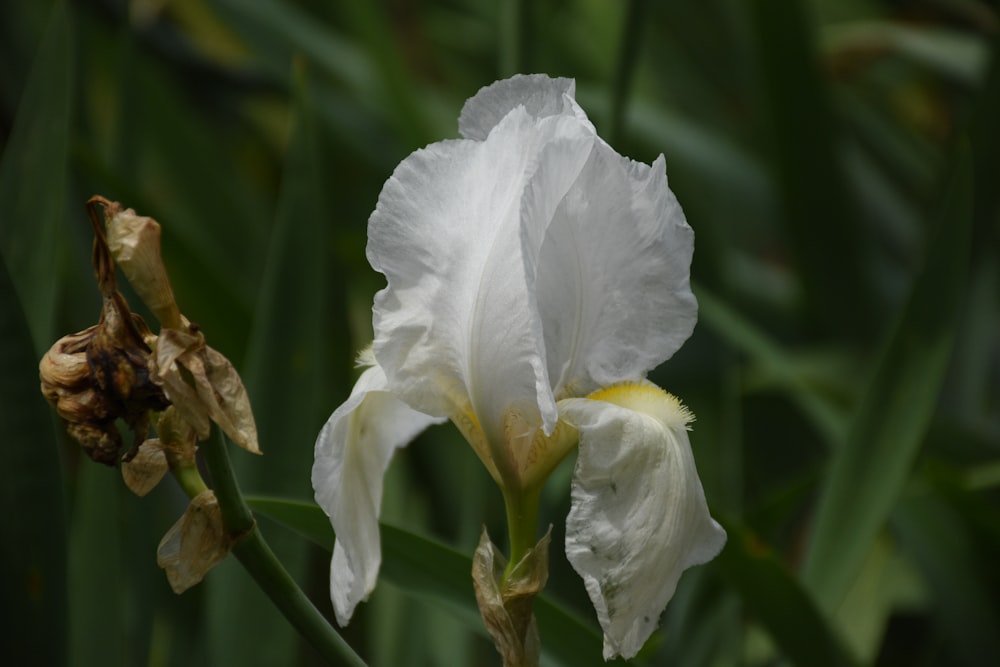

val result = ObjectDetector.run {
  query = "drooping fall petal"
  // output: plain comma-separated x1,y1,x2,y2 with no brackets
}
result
559,383,726,660
312,362,443,625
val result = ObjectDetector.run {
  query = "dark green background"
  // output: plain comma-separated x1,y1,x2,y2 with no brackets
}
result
2,1,998,665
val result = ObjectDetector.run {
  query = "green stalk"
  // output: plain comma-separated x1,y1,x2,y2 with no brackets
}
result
201,429,254,534
202,429,367,667
609,0,647,146
170,458,208,499
501,0,532,77
502,486,541,580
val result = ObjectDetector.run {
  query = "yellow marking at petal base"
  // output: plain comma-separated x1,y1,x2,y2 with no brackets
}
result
520,417,579,489
451,405,502,485
586,382,694,430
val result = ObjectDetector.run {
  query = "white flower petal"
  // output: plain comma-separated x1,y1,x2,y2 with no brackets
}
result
311,364,442,625
458,74,589,141
536,148,697,399
559,383,726,660
368,103,593,475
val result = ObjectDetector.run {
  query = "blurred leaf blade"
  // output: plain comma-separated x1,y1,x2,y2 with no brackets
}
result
802,144,974,613
716,517,858,667
246,496,611,667
696,284,847,444
750,0,873,337
204,64,340,665
0,0,72,354
894,491,1000,667
0,248,68,666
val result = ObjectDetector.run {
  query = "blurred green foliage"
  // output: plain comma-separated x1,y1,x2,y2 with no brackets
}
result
2,0,999,665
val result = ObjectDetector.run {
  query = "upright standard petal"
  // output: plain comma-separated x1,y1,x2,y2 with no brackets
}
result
535,148,697,399
312,363,441,625
368,104,593,481
457,74,589,141
559,383,726,660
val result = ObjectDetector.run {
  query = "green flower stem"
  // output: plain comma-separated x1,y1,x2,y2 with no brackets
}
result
609,0,648,146
201,429,367,667
232,531,368,667
501,0,531,77
502,486,542,581
202,429,254,534
170,458,209,499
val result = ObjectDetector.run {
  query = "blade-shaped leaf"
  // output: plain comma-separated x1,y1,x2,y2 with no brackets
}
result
893,492,1000,667
801,144,973,612
749,0,873,338
246,496,611,667
0,0,72,354
0,239,68,667
696,284,847,444
716,517,858,667
204,65,342,665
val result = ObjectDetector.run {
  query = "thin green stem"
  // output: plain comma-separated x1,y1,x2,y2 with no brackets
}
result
233,528,367,667
502,486,541,581
609,0,648,146
170,458,208,499
500,0,532,77
201,429,367,666
201,428,254,534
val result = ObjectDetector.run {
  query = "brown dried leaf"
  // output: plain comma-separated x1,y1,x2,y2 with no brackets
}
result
121,439,169,496
156,491,232,593
472,527,551,667
199,345,259,454
105,205,182,330
152,326,260,454
152,327,212,440
156,406,197,461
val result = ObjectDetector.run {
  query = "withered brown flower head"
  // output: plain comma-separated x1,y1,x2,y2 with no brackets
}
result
39,199,169,465
40,196,259,467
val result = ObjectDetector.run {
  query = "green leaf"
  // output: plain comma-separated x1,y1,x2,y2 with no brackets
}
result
340,0,434,147
245,496,611,667
68,465,126,667
894,492,1000,667
0,0,72,354
801,144,974,612
824,22,989,87
696,284,848,445
715,518,858,667
204,65,342,666
749,0,874,338
0,241,67,666
608,0,647,145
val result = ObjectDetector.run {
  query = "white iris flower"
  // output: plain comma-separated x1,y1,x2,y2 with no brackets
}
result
312,74,726,660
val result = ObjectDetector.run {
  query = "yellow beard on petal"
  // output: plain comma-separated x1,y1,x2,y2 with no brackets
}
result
586,382,695,431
